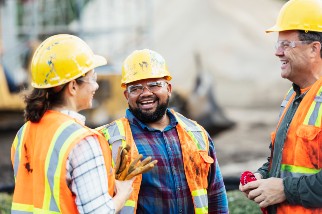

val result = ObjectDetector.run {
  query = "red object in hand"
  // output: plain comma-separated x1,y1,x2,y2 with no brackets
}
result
240,171,257,185
240,171,268,214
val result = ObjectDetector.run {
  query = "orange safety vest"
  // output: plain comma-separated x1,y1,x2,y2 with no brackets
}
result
98,109,214,214
271,78,322,213
11,110,115,214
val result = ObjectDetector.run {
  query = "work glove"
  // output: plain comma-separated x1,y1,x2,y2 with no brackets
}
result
114,145,158,180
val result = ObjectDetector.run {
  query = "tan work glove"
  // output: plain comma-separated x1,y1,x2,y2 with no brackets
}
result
114,145,158,180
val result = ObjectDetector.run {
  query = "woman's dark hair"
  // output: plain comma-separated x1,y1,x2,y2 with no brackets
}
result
24,76,86,122
24,86,66,122
298,30,322,57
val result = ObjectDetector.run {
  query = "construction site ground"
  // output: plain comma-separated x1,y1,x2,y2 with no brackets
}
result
0,107,278,189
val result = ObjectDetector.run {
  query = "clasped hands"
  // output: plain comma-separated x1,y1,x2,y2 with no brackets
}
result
240,174,286,208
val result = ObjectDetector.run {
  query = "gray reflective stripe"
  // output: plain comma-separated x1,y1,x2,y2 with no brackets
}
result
281,100,288,108
47,122,84,212
14,123,28,177
308,92,322,126
106,123,124,164
280,170,317,178
174,112,207,150
279,88,294,118
315,95,322,102
109,135,125,144
119,206,134,214
11,211,32,214
193,194,208,208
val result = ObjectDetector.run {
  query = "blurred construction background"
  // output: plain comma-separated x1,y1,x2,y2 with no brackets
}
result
0,0,290,193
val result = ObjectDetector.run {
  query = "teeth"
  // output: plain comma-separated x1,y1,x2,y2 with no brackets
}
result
141,101,154,104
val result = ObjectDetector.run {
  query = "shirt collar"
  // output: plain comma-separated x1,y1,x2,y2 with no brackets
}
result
125,108,178,131
60,110,86,125
292,83,311,98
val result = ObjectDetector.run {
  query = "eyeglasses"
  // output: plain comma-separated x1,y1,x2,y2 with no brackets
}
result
127,81,168,95
275,40,311,50
77,72,97,84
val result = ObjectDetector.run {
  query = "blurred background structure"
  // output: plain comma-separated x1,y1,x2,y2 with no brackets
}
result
0,0,290,192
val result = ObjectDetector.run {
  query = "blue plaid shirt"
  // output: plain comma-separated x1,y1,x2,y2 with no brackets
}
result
126,109,228,214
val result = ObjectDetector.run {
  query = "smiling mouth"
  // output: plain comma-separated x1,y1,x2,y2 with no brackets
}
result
138,99,158,110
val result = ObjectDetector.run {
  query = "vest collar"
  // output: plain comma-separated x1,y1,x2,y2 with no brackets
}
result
125,108,178,131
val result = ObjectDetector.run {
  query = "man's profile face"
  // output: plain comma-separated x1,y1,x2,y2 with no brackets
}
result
124,78,172,123
275,30,313,85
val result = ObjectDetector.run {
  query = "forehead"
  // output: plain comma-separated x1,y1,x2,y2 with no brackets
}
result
127,77,166,86
278,30,299,40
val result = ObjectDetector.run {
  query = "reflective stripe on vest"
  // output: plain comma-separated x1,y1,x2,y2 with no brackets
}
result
280,164,321,178
12,120,89,213
121,200,136,214
100,120,127,167
173,111,208,150
13,123,28,180
44,120,89,212
172,111,209,213
304,88,322,127
192,189,208,214
11,203,60,214
99,120,135,213
279,87,295,119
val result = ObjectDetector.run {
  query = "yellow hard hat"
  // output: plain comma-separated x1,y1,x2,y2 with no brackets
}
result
266,0,322,33
30,34,107,88
121,49,172,88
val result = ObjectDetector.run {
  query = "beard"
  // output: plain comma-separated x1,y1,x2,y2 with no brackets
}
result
129,96,169,123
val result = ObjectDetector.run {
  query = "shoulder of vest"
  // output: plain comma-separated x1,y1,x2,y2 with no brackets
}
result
96,118,128,131
172,110,206,132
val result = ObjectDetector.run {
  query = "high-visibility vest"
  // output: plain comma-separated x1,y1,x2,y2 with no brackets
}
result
271,78,322,213
98,109,214,214
11,110,115,214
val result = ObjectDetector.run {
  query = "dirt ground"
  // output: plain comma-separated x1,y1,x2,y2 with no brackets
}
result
0,107,278,190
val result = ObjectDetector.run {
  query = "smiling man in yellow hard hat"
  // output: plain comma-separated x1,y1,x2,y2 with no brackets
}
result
97,49,228,213
240,0,322,213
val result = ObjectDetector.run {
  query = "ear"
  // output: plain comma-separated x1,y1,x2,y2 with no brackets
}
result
167,82,172,97
124,89,129,101
311,41,321,57
67,80,78,96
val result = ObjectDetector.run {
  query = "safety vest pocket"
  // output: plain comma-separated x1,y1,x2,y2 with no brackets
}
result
296,125,320,140
198,151,213,188
199,150,214,164
296,125,321,168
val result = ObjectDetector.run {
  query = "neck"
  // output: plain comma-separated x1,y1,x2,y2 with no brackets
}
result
147,114,170,130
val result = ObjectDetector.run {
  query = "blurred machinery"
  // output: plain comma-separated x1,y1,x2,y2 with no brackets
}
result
0,0,235,136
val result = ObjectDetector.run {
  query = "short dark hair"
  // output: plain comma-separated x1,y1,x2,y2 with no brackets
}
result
298,30,322,58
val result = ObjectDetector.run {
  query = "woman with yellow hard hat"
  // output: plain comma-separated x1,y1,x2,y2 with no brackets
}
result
11,34,133,213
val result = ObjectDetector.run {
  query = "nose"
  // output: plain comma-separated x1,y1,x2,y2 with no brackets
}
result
275,47,284,57
94,82,99,91
140,86,153,95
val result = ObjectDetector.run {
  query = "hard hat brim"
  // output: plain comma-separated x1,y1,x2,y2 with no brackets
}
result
265,25,280,33
93,54,108,68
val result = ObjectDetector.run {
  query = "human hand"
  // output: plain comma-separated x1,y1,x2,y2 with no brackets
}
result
240,171,267,213
113,178,135,212
244,177,286,208
239,171,258,196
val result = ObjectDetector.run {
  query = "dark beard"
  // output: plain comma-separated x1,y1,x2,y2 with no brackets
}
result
130,97,169,123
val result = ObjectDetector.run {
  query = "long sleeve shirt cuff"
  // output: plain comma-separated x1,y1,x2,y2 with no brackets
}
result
283,176,301,205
